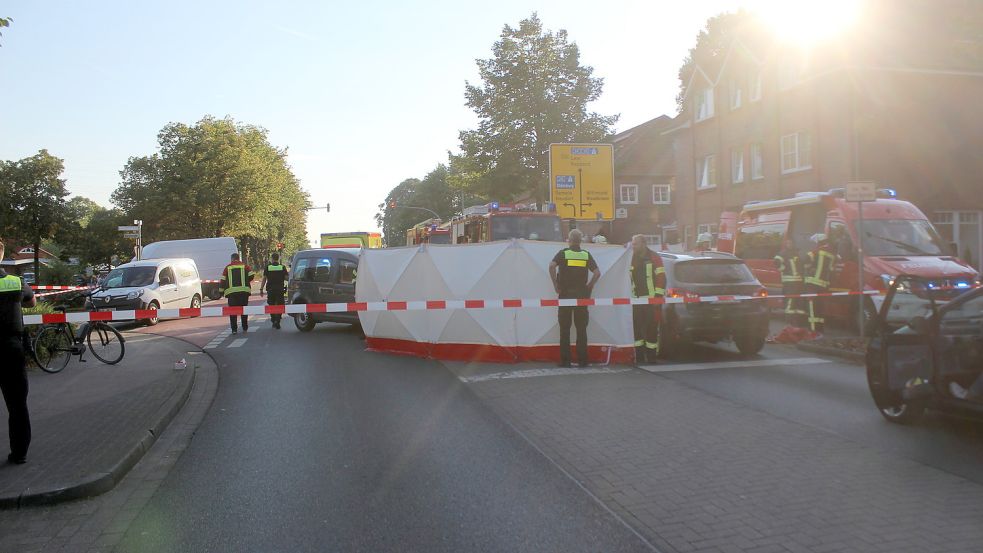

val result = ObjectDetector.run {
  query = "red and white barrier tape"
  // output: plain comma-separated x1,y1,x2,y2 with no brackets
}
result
22,290,879,325
31,285,92,291
33,286,99,299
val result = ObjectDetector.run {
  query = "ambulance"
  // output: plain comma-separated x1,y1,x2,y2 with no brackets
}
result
320,232,382,249
717,188,979,325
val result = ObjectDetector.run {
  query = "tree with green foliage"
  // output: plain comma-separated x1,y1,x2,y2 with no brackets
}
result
112,116,310,267
374,164,459,247
457,13,617,203
0,17,11,46
675,10,755,111
0,150,71,278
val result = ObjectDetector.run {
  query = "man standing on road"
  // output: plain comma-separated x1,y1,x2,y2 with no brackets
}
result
0,239,35,464
804,233,836,335
220,253,254,334
774,239,806,328
630,235,666,365
550,229,601,368
260,252,288,330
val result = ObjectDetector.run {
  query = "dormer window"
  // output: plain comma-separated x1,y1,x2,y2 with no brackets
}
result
730,79,743,110
695,87,715,121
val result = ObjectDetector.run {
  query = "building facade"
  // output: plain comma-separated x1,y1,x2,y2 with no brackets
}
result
667,35,983,268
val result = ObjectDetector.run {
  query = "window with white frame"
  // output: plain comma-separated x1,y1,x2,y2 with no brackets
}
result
641,235,662,247
652,184,671,204
750,142,764,180
695,87,715,121
619,184,638,204
697,223,719,247
731,148,745,184
697,154,717,189
749,70,762,101
730,79,743,110
780,131,811,173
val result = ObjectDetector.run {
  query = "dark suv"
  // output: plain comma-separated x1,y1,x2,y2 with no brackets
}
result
288,248,360,331
658,251,770,356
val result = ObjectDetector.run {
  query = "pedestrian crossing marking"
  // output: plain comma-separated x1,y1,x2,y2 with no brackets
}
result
639,357,831,373
228,338,247,348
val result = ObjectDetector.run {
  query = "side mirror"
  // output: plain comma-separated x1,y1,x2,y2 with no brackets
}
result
908,315,930,334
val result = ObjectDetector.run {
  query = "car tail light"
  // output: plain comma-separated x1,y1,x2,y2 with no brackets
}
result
667,288,700,301
755,288,768,298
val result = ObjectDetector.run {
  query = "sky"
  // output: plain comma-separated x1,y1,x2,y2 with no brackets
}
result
0,0,801,247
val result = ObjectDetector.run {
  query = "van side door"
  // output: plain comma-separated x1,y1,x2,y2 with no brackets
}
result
336,259,358,320
157,266,181,308
311,257,334,303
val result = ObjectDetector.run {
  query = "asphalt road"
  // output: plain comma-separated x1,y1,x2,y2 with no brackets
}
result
648,340,983,485
116,314,653,553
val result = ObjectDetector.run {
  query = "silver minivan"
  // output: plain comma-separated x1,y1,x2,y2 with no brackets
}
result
89,258,203,325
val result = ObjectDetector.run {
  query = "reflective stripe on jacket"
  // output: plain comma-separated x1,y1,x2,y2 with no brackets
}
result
223,264,251,296
805,247,836,288
774,252,803,283
0,274,21,292
630,253,666,298
564,249,589,267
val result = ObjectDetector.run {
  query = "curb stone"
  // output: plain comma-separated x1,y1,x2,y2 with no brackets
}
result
0,337,199,509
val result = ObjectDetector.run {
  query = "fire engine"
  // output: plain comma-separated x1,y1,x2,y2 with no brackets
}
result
449,203,563,244
717,188,979,324
405,218,452,246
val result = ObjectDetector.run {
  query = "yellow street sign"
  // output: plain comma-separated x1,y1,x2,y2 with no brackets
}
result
549,143,614,220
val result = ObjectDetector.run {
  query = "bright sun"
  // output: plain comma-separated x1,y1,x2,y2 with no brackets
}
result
752,0,863,45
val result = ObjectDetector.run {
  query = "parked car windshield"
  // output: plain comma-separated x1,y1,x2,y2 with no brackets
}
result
857,219,947,256
103,266,156,288
674,260,756,284
490,215,562,241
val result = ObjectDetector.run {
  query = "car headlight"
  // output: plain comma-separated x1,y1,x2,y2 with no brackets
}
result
880,274,894,288
126,290,142,300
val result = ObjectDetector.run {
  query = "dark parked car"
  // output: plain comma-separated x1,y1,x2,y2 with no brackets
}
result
657,251,770,357
288,248,360,331
865,274,983,424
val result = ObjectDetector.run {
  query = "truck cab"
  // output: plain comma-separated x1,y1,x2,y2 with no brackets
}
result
718,188,979,325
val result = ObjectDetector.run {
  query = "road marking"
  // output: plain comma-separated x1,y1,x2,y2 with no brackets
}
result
460,367,631,384
639,357,832,374
227,338,247,348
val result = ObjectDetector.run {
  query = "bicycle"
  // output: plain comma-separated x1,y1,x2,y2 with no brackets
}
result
31,290,126,373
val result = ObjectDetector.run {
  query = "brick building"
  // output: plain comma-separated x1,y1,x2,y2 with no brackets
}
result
665,16,983,268
609,115,677,247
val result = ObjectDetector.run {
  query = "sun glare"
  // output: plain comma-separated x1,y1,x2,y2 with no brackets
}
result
752,0,863,45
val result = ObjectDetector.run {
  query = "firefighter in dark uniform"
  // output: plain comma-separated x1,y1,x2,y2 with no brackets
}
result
0,240,36,464
774,239,806,328
220,253,254,334
550,229,601,368
630,234,666,365
260,253,288,330
804,233,836,334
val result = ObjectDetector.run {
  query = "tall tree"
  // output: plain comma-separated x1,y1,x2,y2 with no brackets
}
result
112,116,310,267
457,13,617,203
675,10,755,111
0,17,11,46
0,150,70,278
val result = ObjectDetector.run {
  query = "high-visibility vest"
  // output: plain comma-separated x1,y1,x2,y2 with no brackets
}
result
223,264,251,296
774,252,803,284
631,256,666,298
266,264,285,273
563,249,590,267
0,274,21,293
805,247,835,288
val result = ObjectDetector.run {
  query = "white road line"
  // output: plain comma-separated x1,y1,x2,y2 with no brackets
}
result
460,367,631,384
639,357,832,374
227,338,247,348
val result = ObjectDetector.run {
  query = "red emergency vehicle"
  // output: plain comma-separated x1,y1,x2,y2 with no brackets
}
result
450,203,562,244
405,218,452,246
717,188,980,324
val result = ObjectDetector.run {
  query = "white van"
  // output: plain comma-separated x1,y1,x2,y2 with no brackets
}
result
90,258,203,325
141,237,238,300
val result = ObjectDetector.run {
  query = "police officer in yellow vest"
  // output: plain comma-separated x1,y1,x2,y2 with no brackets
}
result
630,234,666,365
774,239,806,328
804,233,837,334
260,252,288,330
0,240,36,464
550,229,601,368
220,253,255,334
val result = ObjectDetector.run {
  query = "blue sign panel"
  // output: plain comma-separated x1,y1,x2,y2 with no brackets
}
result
555,175,575,189
571,147,598,156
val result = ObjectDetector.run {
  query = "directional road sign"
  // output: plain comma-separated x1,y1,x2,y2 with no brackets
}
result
549,143,614,220
845,181,877,202
117,225,140,232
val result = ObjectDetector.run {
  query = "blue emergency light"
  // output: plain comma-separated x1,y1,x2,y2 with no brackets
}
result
490,201,500,210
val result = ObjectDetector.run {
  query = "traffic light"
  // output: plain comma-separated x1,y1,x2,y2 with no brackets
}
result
388,200,397,209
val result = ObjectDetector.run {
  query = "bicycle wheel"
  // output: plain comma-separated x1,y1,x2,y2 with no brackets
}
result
87,323,125,365
33,325,73,374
